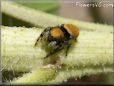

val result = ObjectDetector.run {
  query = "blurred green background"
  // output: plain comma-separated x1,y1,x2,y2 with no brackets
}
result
2,0,113,27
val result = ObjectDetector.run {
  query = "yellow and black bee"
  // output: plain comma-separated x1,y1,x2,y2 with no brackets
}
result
35,24,80,58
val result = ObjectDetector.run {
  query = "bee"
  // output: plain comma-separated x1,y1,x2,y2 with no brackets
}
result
35,24,80,58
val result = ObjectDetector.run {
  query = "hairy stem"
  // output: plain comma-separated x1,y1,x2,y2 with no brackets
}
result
1,1,112,32
2,26,113,71
11,65,113,84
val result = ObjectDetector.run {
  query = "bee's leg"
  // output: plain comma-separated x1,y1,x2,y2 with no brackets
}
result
75,38,78,42
65,44,71,56
44,45,64,59
34,33,44,46
34,27,50,46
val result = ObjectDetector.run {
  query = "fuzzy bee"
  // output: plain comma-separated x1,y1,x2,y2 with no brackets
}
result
35,24,80,58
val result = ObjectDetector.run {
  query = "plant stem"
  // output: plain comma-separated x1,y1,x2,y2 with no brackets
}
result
11,67,57,84
1,1,112,32
11,65,113,84
2,26,113,70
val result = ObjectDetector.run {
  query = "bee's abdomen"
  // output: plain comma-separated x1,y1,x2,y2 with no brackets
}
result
50,27,64,38
64,24,80,38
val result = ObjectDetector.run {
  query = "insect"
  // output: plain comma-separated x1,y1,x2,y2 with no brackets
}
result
35,24,80,58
